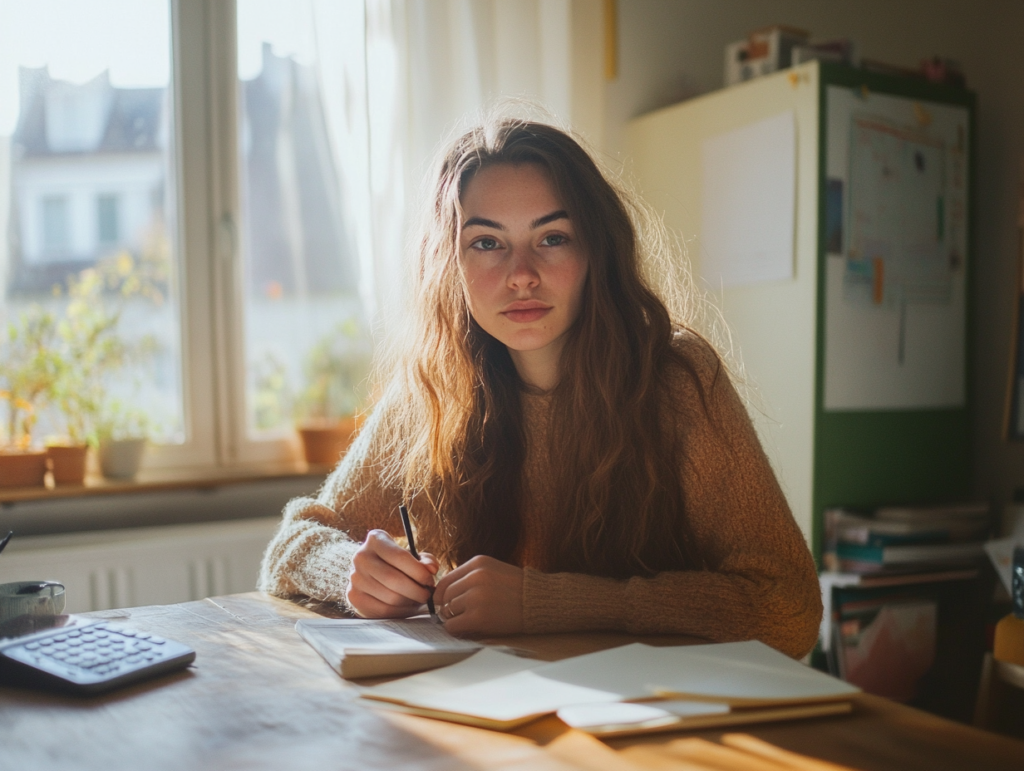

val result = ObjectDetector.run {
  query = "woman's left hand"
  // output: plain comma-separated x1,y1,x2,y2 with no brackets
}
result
433,555,524,636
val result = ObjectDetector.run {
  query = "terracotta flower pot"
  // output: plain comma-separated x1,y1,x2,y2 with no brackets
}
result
98,437,147,480
46,444,89,486
0,449,48,488
298,417,358,467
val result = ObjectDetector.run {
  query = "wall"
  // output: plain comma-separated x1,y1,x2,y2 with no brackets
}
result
607,0,1024,517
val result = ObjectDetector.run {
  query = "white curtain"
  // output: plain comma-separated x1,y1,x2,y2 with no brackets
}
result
363,0,574,332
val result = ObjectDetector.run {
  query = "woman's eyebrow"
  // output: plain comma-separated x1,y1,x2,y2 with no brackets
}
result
461,210,569,231
462,216,503,230
531,210,569,228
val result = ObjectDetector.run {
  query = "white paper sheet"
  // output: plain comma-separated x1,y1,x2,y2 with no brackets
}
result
701,111,796,288
557,700,729,730
361,648,539,703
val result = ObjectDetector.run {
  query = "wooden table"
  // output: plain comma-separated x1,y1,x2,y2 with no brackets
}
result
2,593,1022,771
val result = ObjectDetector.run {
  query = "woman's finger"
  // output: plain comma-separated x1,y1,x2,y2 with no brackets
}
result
434,564,485,609
367,531,436,586
347,586,417,619
357,563,431,606
440,592,485,636
433,559,478,604
419,552,440,575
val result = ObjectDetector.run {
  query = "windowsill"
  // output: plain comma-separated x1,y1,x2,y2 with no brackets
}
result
0,461,333,505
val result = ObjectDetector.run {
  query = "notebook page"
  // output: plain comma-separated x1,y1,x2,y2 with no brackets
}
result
362,648,539,704
648,640,860,704
296,618,481,654
412,668,622,723
527,641,858,706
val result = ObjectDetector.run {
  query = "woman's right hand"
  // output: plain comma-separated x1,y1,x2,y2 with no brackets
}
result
346,529,439,618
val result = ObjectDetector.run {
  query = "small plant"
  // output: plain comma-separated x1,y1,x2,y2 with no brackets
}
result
294,318,371,425
252,351,293,431
95,398,153,442
51,252,161,446
0,306,61,449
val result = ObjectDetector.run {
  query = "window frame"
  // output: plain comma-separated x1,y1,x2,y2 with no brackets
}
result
146,0,297,473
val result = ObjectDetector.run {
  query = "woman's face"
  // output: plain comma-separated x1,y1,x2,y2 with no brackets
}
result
458,163,588,363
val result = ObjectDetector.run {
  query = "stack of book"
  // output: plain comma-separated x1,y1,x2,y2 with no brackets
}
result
823,503,992,574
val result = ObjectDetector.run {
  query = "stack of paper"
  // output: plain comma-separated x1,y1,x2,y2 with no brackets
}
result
359,640,859,733
296,618,482,679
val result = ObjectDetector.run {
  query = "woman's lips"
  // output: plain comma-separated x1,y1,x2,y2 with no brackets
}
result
502,307,552,323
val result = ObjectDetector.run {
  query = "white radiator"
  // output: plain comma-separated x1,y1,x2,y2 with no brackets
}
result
0,517,281,613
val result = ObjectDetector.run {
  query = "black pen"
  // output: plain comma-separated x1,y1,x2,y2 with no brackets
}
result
0,531,12,556
398,504,438,621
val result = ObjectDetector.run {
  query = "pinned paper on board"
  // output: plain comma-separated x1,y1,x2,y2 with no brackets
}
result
700,111,796,289
823,87,968,411
844,116,963,365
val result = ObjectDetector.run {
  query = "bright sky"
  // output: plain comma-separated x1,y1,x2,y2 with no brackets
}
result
0,0,328,136
0,0,169,135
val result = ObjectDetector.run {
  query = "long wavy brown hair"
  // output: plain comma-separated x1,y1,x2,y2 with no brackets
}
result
377,119,718,579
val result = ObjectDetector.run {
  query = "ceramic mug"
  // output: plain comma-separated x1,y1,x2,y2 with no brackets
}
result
0,581,66,624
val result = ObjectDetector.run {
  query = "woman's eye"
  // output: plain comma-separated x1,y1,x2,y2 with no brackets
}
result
473,237,500,251
541,234,568,246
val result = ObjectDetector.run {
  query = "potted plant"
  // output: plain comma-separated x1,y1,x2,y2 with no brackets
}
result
294,319,371,467
48,256,159,484
0,307,60,488
42,268,116,484
95,400,151,480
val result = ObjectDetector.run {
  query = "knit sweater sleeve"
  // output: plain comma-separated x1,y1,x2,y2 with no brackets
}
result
521,336,822,659
257,400,404,607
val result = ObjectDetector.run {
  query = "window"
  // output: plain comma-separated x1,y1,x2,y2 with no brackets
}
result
0,0,374,469
96,194,119,245
1,0,186,455
41,195,70,255
236,1,372,440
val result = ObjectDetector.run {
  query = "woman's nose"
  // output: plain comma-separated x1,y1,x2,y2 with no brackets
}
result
507,248,540,290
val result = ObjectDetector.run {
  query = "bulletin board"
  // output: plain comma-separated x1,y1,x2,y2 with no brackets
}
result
822,86,969,411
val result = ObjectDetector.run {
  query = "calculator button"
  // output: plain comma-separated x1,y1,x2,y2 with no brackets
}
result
68,638,82,647
67,630,81,638
149,637,166,645
117,629,137,637
94,632,109,639
135,633,152,640
137,643,152,652
53,635,67,643
126,655,142,664
53,643,69,652
39,639,54,647
97,640,112,648
25,642,40,651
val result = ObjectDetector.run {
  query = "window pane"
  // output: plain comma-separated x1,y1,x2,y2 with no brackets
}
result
97,194,120,244
237,1,373,437
0,0,184,446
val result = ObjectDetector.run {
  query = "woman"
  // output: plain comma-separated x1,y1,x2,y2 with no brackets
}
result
259,119,821,659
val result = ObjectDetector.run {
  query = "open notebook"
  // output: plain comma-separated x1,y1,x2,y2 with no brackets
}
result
360,640,859,731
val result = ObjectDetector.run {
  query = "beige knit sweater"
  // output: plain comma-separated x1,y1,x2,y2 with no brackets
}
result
258,335,822,659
